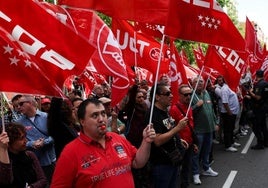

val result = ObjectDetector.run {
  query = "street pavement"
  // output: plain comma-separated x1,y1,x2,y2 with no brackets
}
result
188,128,268,188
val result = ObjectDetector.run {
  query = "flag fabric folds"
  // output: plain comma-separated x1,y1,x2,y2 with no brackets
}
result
39,3,130,106
245,17,265,75
0,27,63,96
0,0,95,95
204,45,246,91
165,0,245,51
58,0,169,25
168,41,188,104
193,45,205,69
111,19,170,76
65,8,130,106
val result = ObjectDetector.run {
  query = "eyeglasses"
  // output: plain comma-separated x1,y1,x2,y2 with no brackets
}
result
181,93,192,97
18,101,29,106
159,91,172,96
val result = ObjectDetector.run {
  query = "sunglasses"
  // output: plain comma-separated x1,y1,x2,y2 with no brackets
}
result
18,101,29,106
159,91,172,96
181,93,192,97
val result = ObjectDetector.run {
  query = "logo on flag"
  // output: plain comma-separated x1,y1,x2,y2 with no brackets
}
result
198,15,220,29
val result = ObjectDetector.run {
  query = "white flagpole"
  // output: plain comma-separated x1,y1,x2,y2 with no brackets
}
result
149,34,166,125
185,65,205,117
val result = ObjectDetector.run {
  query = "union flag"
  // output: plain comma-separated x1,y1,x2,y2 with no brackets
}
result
165,0,245,51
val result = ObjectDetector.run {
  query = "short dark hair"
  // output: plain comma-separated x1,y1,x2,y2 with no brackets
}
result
77,98,103,120
179,84,190,94
150,83,167,101
11,94,22,103
215,75,226,84
256,70,264,78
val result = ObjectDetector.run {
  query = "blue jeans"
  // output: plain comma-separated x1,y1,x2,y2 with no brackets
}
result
152,164,180,188
192,132,213,175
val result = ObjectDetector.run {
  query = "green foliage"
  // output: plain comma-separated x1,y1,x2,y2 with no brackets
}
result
97,13,112,27
45,0,55,3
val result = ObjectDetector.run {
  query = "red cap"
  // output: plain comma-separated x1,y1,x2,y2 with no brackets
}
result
41,98,51,104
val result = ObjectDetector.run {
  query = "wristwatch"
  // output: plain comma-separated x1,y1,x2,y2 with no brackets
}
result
117,128,121,134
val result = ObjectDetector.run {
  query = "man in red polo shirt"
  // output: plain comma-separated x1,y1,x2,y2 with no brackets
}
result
51,98,156,188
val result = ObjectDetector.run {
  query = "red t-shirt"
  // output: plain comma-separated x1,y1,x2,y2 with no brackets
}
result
169,102,194,144
51,132,137,188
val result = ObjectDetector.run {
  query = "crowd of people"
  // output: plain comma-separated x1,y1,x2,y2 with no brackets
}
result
0,69,267,188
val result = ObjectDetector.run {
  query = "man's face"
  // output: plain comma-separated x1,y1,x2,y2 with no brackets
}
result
179,87,192,105
157,86,173,108
217,77,224,86
41,103,50,112
80,103,108,139
193,79,204,92
17,97,32,115
95,86,104,97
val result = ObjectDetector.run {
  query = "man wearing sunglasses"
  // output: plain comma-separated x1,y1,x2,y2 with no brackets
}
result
16,95,56,186
170,84,200,187
146,83,188,188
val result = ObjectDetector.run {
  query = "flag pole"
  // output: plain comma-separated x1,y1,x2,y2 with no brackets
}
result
149,34,166,125
204,69,212,89
1,92,5,133
185,65,205,117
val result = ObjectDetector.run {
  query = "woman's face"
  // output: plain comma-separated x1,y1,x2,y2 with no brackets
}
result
135,92,144,104
9,131,27,153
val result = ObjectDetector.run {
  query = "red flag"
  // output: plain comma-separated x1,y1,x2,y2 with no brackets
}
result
184,64,200,80
204,45,247,91
245,17,264,76
245,17,264,59
112,19,170,75
79,70,99,96
193,45,205,69
165,0,245,51
135,67,154,86
134,22,164,39
0,27,63,96
58,0,169,25
0,0,95,90
168,41,188,104
245,17,255,52
263,44,268,57
42,3,130,106
245,17,265,60
179,48,190,66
